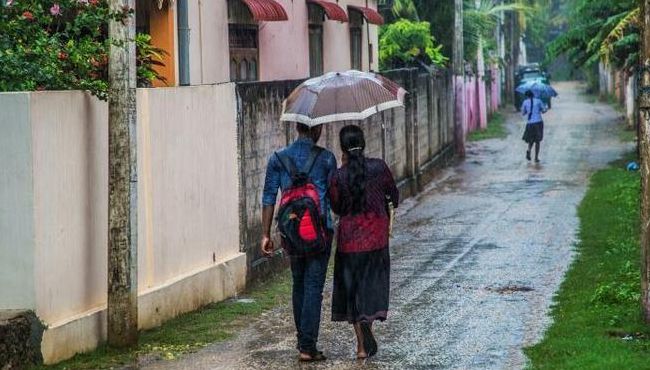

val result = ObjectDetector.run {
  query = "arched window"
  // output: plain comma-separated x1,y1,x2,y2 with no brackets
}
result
230,59,238,81
349,9,364,71
240,59,249,81
308,4,324,77
249,59,258,81
228,0,259,82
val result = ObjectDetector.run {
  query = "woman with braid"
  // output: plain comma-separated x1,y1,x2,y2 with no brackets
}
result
521,90,548,162
328,125,399,359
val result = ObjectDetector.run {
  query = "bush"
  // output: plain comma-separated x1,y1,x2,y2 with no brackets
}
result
379,19,448,70
591,261,641,306
0,0,165,100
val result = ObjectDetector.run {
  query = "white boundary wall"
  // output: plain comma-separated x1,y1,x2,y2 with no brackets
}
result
0,84,245,364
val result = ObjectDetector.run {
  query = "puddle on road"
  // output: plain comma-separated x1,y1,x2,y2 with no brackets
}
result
474,243,501,251
475,178,577,197
406,216,435,228
486,285,535,294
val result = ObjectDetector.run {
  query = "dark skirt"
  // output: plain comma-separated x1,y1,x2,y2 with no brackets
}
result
522,122,544,144
331,247,390,324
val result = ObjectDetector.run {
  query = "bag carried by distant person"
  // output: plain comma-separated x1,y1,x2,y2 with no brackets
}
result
275,146,328,256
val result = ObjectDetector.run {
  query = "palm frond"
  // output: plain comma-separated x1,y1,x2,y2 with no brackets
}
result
392,0,419,21
598,7,640,65
464,0,531,45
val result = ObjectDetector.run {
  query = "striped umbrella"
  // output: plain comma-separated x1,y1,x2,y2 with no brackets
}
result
280,70,407,127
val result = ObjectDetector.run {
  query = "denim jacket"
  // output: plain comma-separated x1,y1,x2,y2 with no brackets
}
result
262,137,337,229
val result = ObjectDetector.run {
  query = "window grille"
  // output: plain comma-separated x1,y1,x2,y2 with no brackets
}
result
349,10,364,71
229,24,259,82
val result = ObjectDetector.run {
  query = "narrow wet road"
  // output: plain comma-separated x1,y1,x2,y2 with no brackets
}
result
145,82,630,370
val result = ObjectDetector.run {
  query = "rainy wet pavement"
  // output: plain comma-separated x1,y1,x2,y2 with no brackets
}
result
143,82,631,370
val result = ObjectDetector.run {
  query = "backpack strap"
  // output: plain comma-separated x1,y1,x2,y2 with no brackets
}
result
275,151,298,178
305,146,326,220
275,145,324,179
302,146,324,175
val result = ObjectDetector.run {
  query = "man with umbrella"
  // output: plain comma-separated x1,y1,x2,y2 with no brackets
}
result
260,122,336,362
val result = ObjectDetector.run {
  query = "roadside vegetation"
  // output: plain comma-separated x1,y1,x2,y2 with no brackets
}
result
546,0,638,91
379,19,447,70
525,151,650,368
0,0,166,99
36,271,291,370
467,112,507,141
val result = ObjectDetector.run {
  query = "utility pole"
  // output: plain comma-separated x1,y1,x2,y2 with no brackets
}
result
498,7,506,108
453,0,466,157
503,6,522,107
107,0,138,347
640,0,650,324
475,0,487,129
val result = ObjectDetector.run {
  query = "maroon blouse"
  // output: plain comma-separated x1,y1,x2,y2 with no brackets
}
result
329,158,399,254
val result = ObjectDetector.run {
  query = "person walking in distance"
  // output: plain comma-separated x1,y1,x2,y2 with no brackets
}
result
521,90,548,163
260,123,337,362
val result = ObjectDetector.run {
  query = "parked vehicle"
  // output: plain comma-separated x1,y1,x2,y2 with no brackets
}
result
515,64,552,110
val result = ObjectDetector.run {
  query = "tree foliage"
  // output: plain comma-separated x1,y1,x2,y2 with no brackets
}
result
0,0,166,99
379,19,447,70
136,33,167,88
597,7,640,67
523,0,552,63
463,0,531,65
546,0,638,70
391,0,419,21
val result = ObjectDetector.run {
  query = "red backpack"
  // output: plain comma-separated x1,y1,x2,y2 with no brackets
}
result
275,146,328,256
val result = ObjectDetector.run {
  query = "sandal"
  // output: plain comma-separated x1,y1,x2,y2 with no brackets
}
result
299,351,326,362
360,323,377,357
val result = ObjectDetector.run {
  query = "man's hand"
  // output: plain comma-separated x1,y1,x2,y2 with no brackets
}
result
261,206,276,257
261,236,274,257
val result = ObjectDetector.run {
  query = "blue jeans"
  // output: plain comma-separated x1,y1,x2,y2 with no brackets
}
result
290,250,330,353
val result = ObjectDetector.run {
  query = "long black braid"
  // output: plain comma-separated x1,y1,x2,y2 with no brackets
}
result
340,125,366,215
526,90,534,121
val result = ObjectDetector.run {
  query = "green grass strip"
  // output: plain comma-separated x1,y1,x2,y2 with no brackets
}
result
525,155,650,369
37,270,292,370
468,112,507,141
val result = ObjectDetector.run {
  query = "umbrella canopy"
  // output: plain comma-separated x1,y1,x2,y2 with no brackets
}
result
280,70,407,127
516,79,558,99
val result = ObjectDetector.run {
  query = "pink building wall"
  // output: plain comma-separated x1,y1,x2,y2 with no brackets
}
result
465,76,479,133
259,1,311,81
189,0,380,84
454,75,466,156
477,77,488,129
490,67,501,112
322,0,380,73
456,67,504,140
261,0,380,81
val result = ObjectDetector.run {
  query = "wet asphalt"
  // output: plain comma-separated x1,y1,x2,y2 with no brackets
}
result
143,82,630,370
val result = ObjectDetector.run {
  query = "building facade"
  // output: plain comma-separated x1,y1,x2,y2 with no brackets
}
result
138,0,382,87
